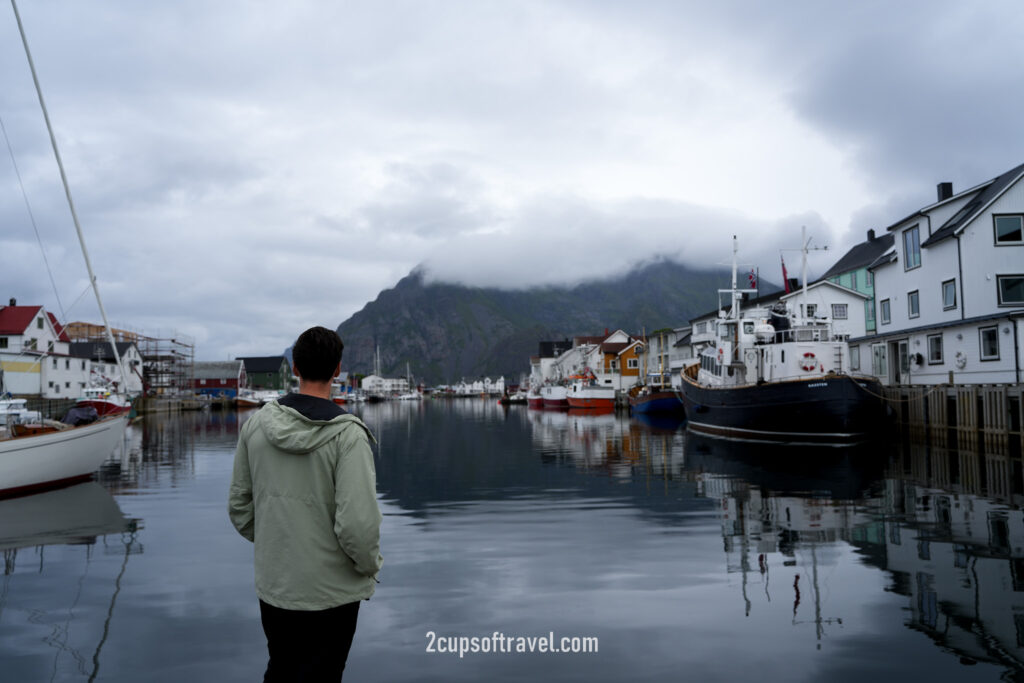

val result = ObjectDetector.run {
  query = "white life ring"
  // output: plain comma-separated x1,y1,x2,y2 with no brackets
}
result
800,352,817,372
954,351,967,370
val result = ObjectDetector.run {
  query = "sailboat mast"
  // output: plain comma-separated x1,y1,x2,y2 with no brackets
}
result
12,0,127,387
801,225,809,320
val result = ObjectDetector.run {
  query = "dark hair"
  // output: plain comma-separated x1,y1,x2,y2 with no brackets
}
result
292,326,343,382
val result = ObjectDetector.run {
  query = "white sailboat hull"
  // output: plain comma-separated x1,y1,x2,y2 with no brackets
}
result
0,415,128,497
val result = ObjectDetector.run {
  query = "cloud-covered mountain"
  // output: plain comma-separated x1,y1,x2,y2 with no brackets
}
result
335,260,779,384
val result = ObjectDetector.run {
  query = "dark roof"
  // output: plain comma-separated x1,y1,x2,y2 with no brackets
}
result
673,332,692,347
600,342,629,354
690,290,782,324
194,360,245,380
46,312,70,342
69,341,137,361
921,162,1024,247
238,356,290,373
820,232,895,280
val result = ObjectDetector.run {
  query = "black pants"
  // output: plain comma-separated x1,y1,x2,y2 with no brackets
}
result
259,599,360,683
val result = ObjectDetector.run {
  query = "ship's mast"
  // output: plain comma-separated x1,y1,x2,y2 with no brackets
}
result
13,0,127,390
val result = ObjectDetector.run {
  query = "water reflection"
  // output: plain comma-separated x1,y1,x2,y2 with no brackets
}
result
2,402,1023,681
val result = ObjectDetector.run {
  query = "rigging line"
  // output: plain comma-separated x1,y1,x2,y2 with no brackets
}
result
0,112,66,321
11,0,126,385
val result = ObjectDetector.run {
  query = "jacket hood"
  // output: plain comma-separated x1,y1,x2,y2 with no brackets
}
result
258,400,374,454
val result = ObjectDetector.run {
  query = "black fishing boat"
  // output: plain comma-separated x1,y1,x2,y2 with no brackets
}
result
679,233,887,445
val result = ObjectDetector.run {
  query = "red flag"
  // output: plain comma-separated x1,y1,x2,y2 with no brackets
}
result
781,256,790,293
748,269,757,289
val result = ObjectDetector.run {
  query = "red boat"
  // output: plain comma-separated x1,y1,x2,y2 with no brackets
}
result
76,387,131,416
566,379,615,409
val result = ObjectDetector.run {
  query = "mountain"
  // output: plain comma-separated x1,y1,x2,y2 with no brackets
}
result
335,260,778,384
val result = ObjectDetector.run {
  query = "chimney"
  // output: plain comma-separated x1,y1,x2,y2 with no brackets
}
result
867,229,875,241
937,182,953,202
8,297,15,306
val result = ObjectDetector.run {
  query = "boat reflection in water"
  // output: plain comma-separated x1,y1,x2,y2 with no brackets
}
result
0,482,140,681
686,430,1024,673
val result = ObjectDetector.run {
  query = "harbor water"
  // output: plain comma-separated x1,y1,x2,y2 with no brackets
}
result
1,400,1022,681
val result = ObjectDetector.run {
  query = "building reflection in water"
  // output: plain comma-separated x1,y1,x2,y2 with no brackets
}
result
525,405,1024,674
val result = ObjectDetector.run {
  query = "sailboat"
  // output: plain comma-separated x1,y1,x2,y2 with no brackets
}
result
0,1,129,497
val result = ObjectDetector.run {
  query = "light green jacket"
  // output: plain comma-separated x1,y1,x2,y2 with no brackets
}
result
228,401,383,610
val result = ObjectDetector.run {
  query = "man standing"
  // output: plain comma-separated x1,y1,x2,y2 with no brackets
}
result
229,326,382,682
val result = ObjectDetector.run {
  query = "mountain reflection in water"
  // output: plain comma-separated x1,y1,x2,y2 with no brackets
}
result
0,403,1021,681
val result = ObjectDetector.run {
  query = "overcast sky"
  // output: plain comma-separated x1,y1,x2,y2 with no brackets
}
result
2,0,1022,360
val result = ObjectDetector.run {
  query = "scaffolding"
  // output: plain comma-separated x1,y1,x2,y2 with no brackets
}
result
66,322,195,396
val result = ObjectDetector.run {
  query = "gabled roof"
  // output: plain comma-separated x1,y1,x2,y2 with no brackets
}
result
69,341,138,362
921,161,1024,247
238,356,290,373
194,360,245,380
866,245,898,271
46,312,70,342
690,290,783,324
779,280,869,300
0,305,42,335
820,232,895,280
600,342,628,354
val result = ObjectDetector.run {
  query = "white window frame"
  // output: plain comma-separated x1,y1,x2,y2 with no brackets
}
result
927,334,943,365
903,225,921,270
979,326,1000,361
627,358,639,369
831,303,848,320
994,214,1024,246
908,290,920,319
880,299,891,325
996,274,1024,306
942,279,956,310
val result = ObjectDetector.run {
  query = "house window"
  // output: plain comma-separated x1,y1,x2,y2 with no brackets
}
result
696,322,706,334
994,215,1024,245
866,271,873,286
880,299,891,325
865,301,875,323
200,379,207,385
81,360,86,370
627,358,638,369
65,382,70,388
850,345,860,371
221,379,227,385
831,304,848,319
0,337,6,349
997,275,1024,306
48,381,53,388
26,338,37,350
850,271,857,290
927,334,943,364
871,344,887,376
65,359,70,369
37,317,43,329
908,290,920,319
980,326,1000,361
52,358,57,368
942,279,956,310
903,226,921,270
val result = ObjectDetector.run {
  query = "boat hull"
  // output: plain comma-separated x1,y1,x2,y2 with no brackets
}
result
76,399,131,416
629,390,685,416
0,415,128,497
540,386,568,408
566,396,615,409
680,373,885,444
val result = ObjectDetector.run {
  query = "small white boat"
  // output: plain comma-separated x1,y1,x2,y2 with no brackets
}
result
0,415,128,497
0,398,42,425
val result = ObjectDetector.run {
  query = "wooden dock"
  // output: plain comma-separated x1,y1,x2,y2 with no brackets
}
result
884,383,1024,452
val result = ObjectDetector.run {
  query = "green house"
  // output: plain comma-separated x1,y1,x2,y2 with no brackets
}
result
237,356,293,390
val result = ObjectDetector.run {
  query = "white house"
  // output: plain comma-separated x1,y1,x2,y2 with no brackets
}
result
69,341,145,395
360,374,409,395
779,281,870,340
853,164,1024,386
0,301,91,398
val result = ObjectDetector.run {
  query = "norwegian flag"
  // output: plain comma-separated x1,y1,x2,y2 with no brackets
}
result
781,256,790,293
748,269,757,289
